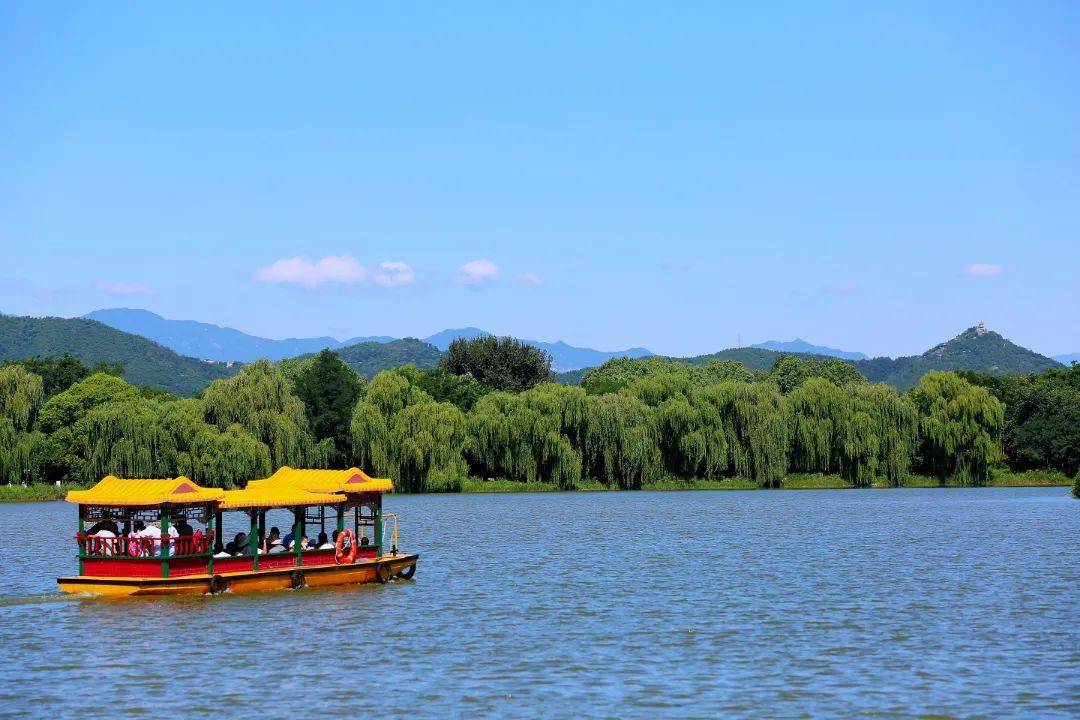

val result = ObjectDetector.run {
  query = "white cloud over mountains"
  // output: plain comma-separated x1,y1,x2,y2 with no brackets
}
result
254,254,415,289
456,259,500,288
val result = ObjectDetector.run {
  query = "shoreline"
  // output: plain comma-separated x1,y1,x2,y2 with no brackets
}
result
461,471,1073,494
4,472,1070,503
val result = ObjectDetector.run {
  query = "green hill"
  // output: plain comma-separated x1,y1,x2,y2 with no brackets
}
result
565,328,1062,390
312,338,444,379
853,327,1062,389
0,314,237,395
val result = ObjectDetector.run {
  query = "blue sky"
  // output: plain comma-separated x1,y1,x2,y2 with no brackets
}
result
1,2,1077,358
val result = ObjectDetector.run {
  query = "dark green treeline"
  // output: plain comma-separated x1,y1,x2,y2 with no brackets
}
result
2,350,1028,492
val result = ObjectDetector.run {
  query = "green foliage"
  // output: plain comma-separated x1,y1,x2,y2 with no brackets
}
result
465,384,585,490
769,355,866,394
4,353,121,397
442,336,553,393
582,357,756,395
294,350,364,461
583,393,661,489
0,419,34,484
0,364,45,431
959,365,1080,477
910,371,1005,485
787,379,917,487
203,360,330,469
697,382,789,488
38,373,138,433
0,315,236,395
412,366,493,411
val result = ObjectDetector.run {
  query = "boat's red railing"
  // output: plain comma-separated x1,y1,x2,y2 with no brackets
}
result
78,531,215,557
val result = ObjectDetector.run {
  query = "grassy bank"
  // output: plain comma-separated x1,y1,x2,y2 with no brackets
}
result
0,483,86,503
3,470,1071,502
462,470,1074,494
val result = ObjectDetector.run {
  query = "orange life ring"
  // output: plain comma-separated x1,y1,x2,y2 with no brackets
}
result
335,529,358,565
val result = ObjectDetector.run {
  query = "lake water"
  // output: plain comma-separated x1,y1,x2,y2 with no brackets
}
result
0,487,1077,719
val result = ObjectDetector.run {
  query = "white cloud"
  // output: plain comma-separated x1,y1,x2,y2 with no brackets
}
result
372,261,415,287
456,259,500,288
254,254,414,289
963,263,1004,278
518,271,544,286
99,281,154,296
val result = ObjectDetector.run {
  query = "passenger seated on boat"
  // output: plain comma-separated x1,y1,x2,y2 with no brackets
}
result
225,532,249,556
266,528,285,553
360,534,369,546
87,520,119,555
316,532,332,550
128,521,161,556
175,519,193,537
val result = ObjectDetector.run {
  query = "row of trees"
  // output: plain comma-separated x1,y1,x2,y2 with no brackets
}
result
2,342,1070,493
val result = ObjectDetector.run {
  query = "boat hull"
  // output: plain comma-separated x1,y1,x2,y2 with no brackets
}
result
57,553,418,597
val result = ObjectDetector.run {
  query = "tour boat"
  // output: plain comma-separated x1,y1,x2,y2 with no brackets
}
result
56,467,418,597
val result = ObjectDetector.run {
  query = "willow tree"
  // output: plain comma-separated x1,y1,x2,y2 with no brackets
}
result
0,418,34,484
180,423,273,488
910,371,1004,486
787,378,846,476
74,399,180,482
156,398,272,487
787,379,918,487
583,393,661,489
384,401,469,492
203,360,330,469
466,385,583,489
850,383,918,486
696,381,789,487
0,365,44,432
350,369,434,474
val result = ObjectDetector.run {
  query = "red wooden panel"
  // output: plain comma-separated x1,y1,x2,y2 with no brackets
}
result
258,554,298,570
303,550,336,567
211,557,254,573
169,557,210,577
83,558,161,578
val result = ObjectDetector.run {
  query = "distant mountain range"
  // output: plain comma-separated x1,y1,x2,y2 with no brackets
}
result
0,314,236,395
2,310,1065,396
83,309,393,362
750,338,867,361
1054,353,1079,365
83,310,653,372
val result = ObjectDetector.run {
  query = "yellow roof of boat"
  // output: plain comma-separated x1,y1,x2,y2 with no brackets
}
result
219,487,345,509
247,466,394,494
66,476,225,506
